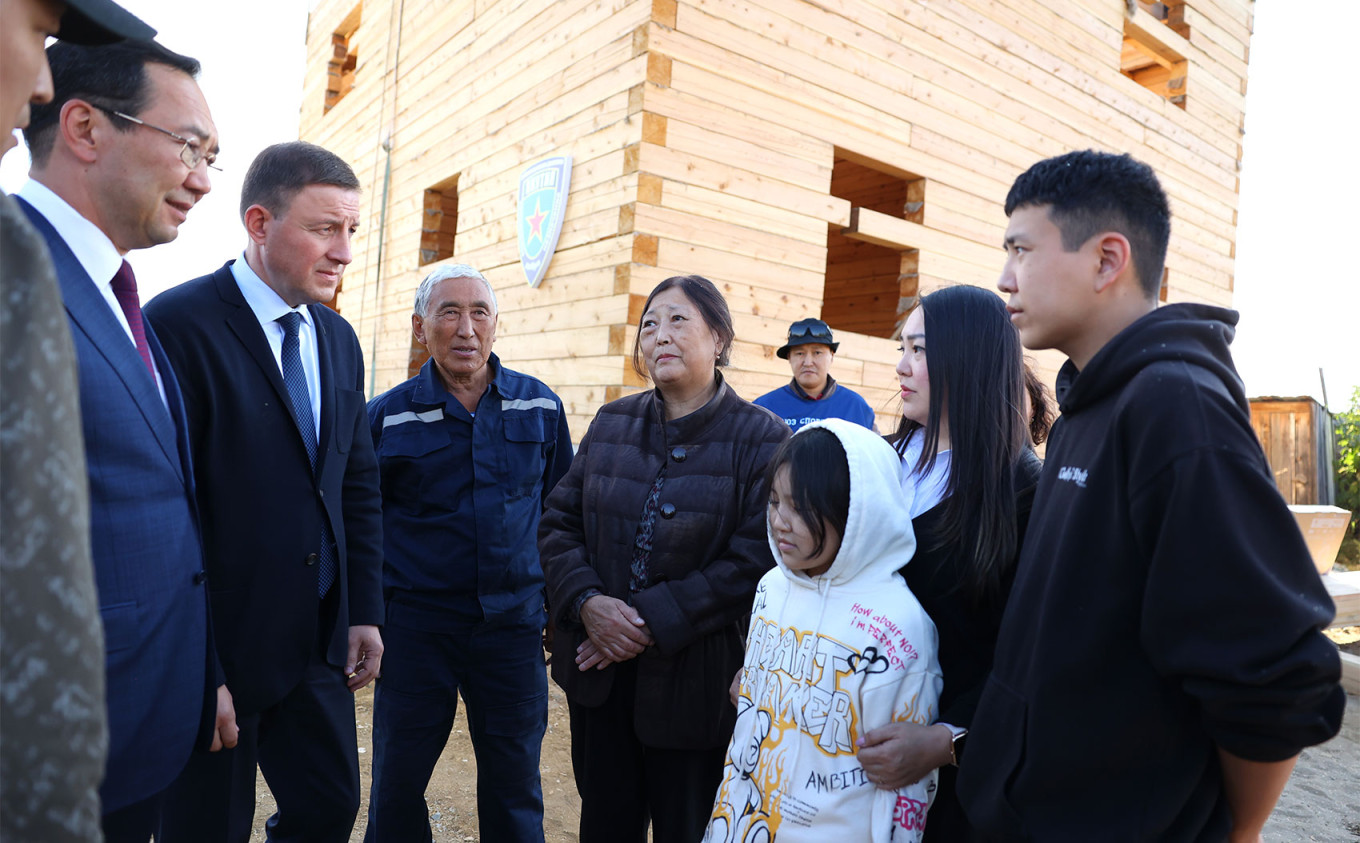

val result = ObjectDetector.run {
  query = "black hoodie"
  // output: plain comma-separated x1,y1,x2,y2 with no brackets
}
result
957,303,1344,841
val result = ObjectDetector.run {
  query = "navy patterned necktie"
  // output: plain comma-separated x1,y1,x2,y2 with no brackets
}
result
276,312,336,597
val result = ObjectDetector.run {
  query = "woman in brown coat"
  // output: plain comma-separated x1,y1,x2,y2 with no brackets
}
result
539,275,789,843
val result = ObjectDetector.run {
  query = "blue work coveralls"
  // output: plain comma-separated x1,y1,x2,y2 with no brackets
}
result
364,354,572,842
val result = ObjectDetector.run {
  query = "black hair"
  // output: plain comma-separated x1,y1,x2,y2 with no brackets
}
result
25,39,201,165
240,142,361,221
631,275,736,378
887,285,1028,606
1023,360,1055,447
765,427,851,562
1005,150,1171,300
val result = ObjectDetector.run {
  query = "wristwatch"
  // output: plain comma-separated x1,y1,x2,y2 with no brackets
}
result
945,724,968,767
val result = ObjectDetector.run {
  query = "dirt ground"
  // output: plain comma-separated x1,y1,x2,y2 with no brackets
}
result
249,664,1359,842
249,668,581,842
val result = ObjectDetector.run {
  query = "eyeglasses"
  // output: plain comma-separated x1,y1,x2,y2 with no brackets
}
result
93,104,220,171
788,322,833,341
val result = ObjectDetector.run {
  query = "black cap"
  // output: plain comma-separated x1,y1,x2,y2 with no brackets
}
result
776,318,838,359
57,0,156,45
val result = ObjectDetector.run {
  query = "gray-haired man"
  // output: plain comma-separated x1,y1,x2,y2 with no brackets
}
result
364,264,573,842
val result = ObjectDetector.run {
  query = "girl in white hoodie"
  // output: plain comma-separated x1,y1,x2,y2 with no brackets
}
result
703,419,943,843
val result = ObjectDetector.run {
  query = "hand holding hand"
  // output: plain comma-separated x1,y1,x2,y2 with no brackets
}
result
575,638,617,671
209,684,238,752
579,595,652,665
856,722,954,790
346,624,384,691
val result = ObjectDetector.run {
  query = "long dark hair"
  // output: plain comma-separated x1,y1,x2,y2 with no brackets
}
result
888,285,1028,605
765,428,851,560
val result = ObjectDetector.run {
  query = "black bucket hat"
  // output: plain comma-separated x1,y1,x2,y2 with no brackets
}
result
776,318,838,359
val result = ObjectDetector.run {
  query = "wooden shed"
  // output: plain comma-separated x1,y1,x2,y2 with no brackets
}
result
298,0,1253,438
1249,396,1337,506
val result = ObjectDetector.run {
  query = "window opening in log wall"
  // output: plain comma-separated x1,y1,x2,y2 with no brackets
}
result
1122,1,1188,109
419,175,459,267
324,3,361,115
823,154,924,340
409,175,460,377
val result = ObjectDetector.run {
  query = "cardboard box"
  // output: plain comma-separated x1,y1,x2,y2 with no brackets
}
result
1289,505,1354,575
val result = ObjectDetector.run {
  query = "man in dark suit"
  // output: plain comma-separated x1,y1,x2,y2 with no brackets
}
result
145,141,385,843
14,37,232,842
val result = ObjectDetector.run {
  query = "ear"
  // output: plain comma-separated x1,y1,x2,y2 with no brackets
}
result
712,328,724,360
411,311,427,346
1093,232,1132,294
242,204,273,247
57,100,100,164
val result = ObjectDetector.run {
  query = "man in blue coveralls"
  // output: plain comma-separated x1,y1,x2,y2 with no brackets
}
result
364,263,573,842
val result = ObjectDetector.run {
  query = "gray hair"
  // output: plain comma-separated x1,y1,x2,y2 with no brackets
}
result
413,264,498,317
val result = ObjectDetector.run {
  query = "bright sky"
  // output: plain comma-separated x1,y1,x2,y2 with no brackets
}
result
5,0,1356,412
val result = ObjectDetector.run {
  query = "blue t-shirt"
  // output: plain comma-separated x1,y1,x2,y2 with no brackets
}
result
752,378,877,433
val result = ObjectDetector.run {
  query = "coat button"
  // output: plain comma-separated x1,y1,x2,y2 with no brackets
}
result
305,553,319,567
670,447,687,462
660,503,676,519
193,571,207,586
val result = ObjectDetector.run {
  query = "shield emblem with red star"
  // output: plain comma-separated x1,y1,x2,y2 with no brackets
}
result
517,156,572,288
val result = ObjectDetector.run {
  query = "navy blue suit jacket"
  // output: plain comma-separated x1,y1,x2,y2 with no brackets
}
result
18,198,212,813
144,261,384,717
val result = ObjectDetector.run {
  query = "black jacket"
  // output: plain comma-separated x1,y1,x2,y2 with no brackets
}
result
539,375,788,748
146,262,384,716
958,304,1344,841
902,448,1042,842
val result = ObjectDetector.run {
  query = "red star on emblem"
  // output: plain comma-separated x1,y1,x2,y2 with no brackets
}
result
527,200,547,242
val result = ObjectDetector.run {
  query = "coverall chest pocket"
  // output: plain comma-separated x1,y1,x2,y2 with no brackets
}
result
377,423,454,507
503,412,552,499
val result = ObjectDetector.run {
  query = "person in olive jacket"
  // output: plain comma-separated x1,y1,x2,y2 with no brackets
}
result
539,275,789,843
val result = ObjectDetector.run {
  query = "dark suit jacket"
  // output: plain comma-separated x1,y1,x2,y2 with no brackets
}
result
17,197,212,813
144,260,384,716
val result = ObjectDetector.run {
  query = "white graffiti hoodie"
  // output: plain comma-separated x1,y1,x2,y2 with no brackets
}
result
704,419,943,843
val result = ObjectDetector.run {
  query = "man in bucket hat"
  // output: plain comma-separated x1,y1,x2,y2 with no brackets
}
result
753,317,877,433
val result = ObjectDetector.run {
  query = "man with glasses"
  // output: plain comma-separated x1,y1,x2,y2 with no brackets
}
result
754,317,877,433
15,38,230,842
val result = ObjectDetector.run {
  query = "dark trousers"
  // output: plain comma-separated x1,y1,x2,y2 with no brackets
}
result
157,600,359,843
365,607,548,843
101,791,163,843
569,661,726,843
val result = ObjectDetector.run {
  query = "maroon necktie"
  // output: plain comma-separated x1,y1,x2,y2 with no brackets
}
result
109,261,155,380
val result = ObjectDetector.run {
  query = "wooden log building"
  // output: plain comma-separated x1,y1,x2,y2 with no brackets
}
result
298,0,1253,438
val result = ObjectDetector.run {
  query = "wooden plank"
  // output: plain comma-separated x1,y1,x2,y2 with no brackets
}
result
632,202,828,272
637,137,850,226
659,178,830,247
1323,572,1360,629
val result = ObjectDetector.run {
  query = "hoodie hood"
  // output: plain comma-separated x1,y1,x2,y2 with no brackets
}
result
768,418,918,589
1057,303,1245,415
707,418,941,842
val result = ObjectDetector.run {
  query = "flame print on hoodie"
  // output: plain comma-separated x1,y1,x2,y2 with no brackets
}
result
704,419,943,843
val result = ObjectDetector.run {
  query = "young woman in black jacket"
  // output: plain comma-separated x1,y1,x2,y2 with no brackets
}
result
856,284,1051,841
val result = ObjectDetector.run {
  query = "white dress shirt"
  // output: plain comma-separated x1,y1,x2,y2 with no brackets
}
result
18,179,167,405
899,432,952,519
229,254,321,441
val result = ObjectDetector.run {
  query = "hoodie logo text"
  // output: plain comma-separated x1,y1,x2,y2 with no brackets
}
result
1057,465,1088,488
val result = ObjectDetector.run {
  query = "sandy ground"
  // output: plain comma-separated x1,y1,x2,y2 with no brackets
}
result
248,665,1359,842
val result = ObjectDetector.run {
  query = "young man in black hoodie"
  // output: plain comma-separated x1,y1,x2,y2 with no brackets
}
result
957,150,1344,841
